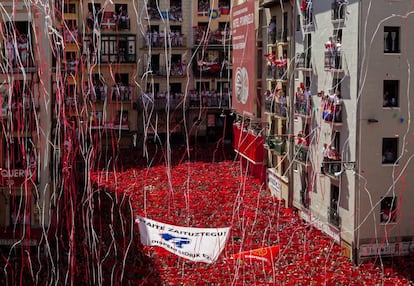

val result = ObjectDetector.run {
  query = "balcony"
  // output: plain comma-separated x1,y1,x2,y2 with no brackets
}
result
139,95,186,111
84,34,136,64
331,1,347,22
266,66,287,82
296,52,312,71
265,99,287,118
142,33,187,48
2,95,39,114
193,60,232,78
193,28,232,46
1,109,37,132
189,92,231,109
92,11,131,31
328,207,341,228
84,84,108,102
276,29,288,44
295,144,309,164
146,5,183,21
110,85,133,102
265,135,287,156
321,97,342,124
1,47,37,74
294,98,312,118
322,159,342,178
324,51,343,72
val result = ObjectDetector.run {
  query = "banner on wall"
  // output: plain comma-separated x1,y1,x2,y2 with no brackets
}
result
232,0,257,117
136,216,230,263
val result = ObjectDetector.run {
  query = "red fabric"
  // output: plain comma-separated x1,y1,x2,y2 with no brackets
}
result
231,245,280,263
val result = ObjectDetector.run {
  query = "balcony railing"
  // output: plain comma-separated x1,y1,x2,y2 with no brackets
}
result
189,93,231,109
2,96,39,111
193,61,232,77
266,66,287,81
331,1,346,21
147,6,183,21
295,144,309,163
295,98,312,117
110,85,133,102
328,207,341,228
321,98,342,123
98,12,130,30
276,29,288,43
324,51,342,70
322,159,342,177
1,47,36,73
296,52,312,70
157,63,187,77
142,33,186,48
265,135,287,156
86,34,136,64
265,100,287,118
193,28,232,46
84,85,108,102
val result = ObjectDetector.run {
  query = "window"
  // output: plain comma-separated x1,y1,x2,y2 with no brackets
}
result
10,195,31,226
380,196,397,223
114,4,129,30
332,78,342,94
198,0,210,14
100,35,136,63
296,14,301,31
170,83,182,95
384,27,400,53
170,1,182,21
64,3,76,13
329,184,340,227
382,137,398,164
146,82,159,95
383,80,399,108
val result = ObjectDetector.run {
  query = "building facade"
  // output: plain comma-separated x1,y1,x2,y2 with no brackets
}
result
263,0,414,262
0,1,52,248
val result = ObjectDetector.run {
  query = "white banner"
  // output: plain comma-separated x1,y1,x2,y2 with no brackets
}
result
136,216,230,263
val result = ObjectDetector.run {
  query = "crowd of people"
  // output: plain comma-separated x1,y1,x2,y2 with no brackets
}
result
295,86,313,116
322,143,342,175
144,30,184,47
321,91,343,122
325,36,342,69
147,2,182,21
5,33,30,68
193,26,232,45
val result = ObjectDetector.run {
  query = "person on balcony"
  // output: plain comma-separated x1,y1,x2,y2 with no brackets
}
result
334,92,343,122
335,38,342,69
322,143,330,174
269,17,276,44
303,87,312,115
6,35,15,67
297,132,309,147
295,87,304,113
325,37,336,68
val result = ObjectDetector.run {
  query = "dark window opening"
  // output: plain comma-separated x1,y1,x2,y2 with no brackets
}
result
198,0,210,14
384,26,400,53
380,196,397,223
383,80,399,108
382,137,398,164
329,185,340,227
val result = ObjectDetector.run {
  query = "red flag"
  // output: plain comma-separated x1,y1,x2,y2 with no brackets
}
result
231,245,280,263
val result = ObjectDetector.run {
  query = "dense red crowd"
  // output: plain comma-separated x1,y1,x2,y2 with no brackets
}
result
90,153,413,285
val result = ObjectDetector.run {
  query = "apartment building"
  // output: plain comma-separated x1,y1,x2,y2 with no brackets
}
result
0,2,52,247
135,0,232,147
260,0,294,206
289,0,414,262
231,0,266,181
